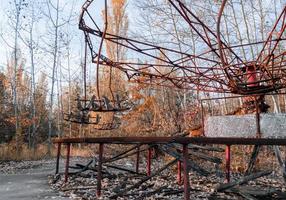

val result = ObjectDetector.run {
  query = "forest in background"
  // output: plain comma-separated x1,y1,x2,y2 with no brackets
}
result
0,0,285,159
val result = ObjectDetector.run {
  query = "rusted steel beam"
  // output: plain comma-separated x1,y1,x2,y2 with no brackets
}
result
53,137,286,146
160,144,210,176
183,144,190,200
111,158,178,199
225,145,231,183
55,142,61,175
147,147,152,176
104,144,140,163
201,92,286,103
64,143,71,183
217,170,272,192
255,97,261,137
79,0,286,95
97,143,104,197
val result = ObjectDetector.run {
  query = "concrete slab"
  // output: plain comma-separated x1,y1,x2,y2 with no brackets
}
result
205,113,286,138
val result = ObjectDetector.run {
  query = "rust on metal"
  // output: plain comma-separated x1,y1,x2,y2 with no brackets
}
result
53,137,286,199
183,144,190,200
54,1,286,199
79,1,286,95
225,145,231,183
53,137,286,146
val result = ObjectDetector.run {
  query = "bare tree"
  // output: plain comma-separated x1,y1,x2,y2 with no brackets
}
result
43,0,75,155
17,0,42,149
4,0,28,154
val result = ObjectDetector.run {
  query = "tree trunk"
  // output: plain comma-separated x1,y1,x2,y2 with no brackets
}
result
48,0,60,156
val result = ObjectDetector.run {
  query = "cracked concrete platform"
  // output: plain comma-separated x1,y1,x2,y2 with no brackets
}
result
205,113,286,138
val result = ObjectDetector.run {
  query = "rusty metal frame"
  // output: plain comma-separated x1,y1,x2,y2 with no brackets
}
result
79,0,286,95
55,1,286,199
54,137,286,200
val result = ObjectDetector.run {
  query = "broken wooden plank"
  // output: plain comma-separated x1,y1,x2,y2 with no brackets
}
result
216,170,272,192
188,144,225,152
61,185,97,192
110,158,178,199
73,162,111,176
104,163,145,176
105,144,153,163
188,150,222,164
122,185,166,199
92,156,145,176
104,144,141,163
136,186,168,200
163,188,184,196
173,143,224,152
75,160,93,174
235,190,257,200
160,144,210,176
273,145,286,181
228,186,277,197
274,191,286,199
245,145,260,175
172,143,222,163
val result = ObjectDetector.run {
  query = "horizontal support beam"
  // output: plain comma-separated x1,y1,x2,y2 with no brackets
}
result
53,137,286,146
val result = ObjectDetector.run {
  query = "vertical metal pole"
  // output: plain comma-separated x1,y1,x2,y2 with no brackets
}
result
64,143,71,183
183,144,190,200
136,146,140,173
177,161,182,185
200,100,205,136
97,143,104,197
147,147,152,176
255,97,261,138
56,142,61,174
225,145,231,183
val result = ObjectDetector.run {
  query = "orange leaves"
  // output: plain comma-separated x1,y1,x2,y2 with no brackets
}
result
111,0,126,12
130,92,143,101
188,128,203,137
6,114,36,129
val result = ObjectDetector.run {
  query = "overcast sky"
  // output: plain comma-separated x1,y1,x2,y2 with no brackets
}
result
0,0,137,84
0,0,93,85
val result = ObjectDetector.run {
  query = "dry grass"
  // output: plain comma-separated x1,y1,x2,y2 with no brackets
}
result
0,143,52,161
0,142,103,161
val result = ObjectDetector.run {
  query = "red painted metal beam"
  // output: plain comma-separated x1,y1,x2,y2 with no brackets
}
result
183,144,190,200
225,145,231,183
